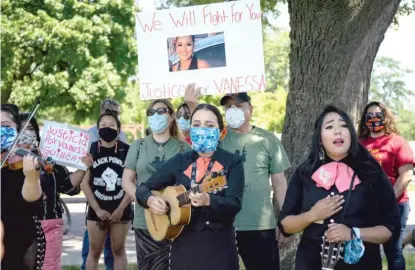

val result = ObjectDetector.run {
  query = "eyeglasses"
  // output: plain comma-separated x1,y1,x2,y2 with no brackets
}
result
146,108,170,116
365,112,384,121
176,112,190,120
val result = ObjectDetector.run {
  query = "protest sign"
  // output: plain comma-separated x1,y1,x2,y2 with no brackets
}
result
136,0,266,100
39,121,91,171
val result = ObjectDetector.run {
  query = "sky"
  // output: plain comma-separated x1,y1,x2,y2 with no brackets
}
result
137,0,415,105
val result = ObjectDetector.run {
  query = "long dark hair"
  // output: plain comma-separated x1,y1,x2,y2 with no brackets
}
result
298,105,360,179
190,104,225,131
1,104,21,131
357,101,399,139
20,113,41,143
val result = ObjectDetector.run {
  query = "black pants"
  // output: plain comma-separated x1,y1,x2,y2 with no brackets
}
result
236,229,280,270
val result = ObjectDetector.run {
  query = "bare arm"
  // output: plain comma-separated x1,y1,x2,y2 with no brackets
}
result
359,226,392,244
393,164,414,198
69,170,87,189
22,156,42,202
271,172,287,211
280,211,316,235
121,168,137,203
80,170,101,212
22,179,42,202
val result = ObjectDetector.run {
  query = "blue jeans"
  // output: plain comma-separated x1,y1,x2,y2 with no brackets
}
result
81,229,114,270
383,201,410,270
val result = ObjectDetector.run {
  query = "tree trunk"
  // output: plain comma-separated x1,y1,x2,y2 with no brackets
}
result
279,0,401,269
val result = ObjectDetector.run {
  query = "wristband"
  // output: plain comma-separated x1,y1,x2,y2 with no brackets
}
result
352,227,360,239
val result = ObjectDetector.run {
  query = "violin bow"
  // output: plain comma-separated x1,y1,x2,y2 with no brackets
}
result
1,100,40,167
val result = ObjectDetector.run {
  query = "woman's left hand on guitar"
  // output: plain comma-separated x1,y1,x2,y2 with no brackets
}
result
189,192,210,207
326,223,352,242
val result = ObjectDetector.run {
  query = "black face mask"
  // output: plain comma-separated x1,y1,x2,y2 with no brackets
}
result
99,127,118,142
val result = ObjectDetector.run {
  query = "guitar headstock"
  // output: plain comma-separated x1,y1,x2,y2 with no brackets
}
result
321,234,343,270
200,170,228,193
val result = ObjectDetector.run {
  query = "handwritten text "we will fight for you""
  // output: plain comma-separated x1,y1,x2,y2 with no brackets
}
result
137,3,261,32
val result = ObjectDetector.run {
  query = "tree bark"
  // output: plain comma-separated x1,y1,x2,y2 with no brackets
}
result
280,0,401,269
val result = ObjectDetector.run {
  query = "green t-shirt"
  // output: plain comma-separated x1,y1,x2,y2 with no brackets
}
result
124,136,191,229
219,127,291,231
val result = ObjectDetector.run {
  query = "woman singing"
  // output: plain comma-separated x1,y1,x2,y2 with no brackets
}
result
278,105,400,269
358,101,414,270
136,103,245,270
170,35,210,72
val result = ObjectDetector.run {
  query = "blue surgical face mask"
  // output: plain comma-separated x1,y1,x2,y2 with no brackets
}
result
148,114,169,134
178,117,190,131
1,126,17,151
190,127,220,153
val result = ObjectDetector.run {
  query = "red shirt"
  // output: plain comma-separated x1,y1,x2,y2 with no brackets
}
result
360,134,414,203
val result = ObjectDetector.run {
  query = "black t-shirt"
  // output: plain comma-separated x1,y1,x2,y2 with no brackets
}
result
89,141,130,213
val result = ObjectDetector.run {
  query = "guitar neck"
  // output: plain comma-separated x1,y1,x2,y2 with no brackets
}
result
177,184,202,207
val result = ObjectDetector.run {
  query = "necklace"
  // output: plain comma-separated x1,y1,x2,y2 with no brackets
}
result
152,136,171,151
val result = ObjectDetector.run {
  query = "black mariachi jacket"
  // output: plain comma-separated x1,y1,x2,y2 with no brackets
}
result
135,148,245,231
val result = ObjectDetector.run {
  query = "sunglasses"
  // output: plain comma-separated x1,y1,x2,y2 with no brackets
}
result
146,107,171,116
176,112,190,120
365,112,384,121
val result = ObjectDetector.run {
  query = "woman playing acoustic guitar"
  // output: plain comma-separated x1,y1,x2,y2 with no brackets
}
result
136,104,245,270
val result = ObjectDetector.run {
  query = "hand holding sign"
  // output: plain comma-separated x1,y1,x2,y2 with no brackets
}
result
184,83,202,113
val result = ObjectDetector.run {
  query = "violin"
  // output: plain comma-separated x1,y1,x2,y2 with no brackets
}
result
2,147,56,173
1,100,55,173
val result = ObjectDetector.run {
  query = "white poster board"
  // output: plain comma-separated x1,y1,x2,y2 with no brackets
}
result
39,121,92,171
135,0,266,100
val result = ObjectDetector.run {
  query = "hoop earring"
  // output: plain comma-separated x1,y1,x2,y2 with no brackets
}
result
319,144,325,161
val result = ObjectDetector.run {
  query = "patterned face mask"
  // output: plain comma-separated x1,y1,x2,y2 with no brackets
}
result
365,112,385,132
16,130,38,148
190,127,220,153
344,228,365,264
1,126,17,151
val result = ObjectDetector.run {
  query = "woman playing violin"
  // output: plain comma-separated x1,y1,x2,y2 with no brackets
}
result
20,113,93,270
1,104,45,270
136,104,245,270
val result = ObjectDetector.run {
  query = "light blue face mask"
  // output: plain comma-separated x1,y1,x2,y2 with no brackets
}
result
148,114,169,134
178,117,190,131
344,228,365,264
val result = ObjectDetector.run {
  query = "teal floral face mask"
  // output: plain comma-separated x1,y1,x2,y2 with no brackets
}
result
190,127,220,153
1,126,17,151
344,228,365,264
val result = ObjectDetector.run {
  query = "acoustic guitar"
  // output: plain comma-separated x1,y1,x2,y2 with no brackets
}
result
144,170,228,241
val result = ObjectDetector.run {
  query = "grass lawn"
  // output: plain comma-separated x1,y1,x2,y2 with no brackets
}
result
62,252,415,270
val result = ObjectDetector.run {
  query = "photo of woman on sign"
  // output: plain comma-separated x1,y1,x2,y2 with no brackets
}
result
170,35,210,72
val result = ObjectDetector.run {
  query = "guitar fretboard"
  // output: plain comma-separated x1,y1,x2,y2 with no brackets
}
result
176,185,201,207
